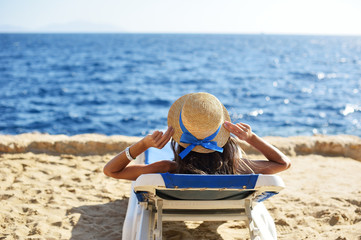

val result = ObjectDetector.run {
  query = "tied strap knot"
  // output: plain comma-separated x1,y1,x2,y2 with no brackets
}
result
178,112,224,159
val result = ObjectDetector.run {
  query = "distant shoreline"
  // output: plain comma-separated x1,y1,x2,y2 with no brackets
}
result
1,33,361,37
1,133,360,161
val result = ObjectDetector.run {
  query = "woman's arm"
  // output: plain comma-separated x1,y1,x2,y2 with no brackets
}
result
223,121,291,174
103,127,176,180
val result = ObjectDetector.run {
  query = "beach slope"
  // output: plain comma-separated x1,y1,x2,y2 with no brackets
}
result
1,134,360,239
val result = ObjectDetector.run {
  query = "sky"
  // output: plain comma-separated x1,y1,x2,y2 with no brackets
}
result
0,0,361,35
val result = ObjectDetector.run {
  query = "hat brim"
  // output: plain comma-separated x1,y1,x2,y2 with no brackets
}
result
167,93,231,154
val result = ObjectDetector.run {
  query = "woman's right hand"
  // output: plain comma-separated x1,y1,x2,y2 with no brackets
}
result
223,121,254,143
223,121,291,174
143,126,174,149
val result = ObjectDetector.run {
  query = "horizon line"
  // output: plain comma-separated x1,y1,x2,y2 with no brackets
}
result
1,31,361,37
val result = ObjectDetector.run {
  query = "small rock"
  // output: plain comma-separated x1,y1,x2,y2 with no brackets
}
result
275,218,289,226
335,237,347,240
51,221,62,227
329,214,340,226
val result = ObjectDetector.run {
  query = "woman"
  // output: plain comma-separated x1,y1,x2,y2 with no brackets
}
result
103,92,291,180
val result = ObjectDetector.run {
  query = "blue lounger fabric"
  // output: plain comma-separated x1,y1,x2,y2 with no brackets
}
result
160,172,259,189
144,143,174,165
138,143,278,202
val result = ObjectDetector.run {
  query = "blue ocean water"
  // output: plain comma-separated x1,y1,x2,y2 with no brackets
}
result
0,34,361,137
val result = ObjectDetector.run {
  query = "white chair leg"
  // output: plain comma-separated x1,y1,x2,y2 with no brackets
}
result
245,199,261,240
154,199,163,240
251,203,277,240
149,206,156,239
124,182,156,240
123,183,138,240
136,203,155,240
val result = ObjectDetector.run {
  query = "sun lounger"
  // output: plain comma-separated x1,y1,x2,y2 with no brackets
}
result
122,144,285,240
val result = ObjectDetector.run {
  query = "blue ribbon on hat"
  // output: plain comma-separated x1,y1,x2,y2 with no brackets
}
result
178,112,223,159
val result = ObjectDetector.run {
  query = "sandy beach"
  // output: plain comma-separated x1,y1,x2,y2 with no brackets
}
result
1,133,361,239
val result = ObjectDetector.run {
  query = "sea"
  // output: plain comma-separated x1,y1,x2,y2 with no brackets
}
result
1,34,361,137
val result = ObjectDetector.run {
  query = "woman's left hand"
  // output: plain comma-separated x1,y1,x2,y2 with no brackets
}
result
223,121,254,142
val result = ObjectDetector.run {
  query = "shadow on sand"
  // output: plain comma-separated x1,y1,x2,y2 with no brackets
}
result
69,198,224,240
68,199,128,240
163,221,225,240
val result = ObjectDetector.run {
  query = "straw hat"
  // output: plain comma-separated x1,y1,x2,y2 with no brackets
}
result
167,92,231,154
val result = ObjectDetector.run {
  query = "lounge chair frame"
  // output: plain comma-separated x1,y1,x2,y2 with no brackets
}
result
122,145,284,240
123,173,284,240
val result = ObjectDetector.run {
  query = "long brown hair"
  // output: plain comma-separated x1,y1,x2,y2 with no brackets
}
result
171,137,254,174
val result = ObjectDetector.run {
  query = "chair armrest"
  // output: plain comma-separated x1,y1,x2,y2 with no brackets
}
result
134,173,285,194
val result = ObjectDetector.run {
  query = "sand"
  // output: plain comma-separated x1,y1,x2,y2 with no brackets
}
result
1,134,361,240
